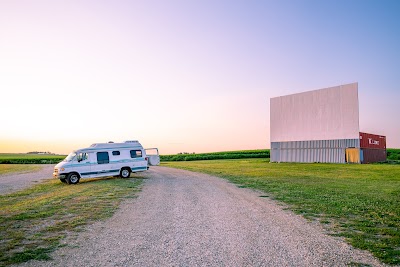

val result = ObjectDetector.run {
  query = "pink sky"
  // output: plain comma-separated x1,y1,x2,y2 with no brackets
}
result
1,1,399,154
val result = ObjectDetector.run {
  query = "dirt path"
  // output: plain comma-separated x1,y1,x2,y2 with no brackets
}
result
19,166,384,267
0,165,54,194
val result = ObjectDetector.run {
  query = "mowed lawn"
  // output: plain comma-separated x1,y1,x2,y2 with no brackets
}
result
163,159,400,265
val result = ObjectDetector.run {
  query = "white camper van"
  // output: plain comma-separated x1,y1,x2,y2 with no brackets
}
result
53,141,159,184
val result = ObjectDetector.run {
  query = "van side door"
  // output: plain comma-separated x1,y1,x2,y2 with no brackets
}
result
92,151,112,177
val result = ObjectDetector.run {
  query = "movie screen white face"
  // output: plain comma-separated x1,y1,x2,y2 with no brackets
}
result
270,83,360,142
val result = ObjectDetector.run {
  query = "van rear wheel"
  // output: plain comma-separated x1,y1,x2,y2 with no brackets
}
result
120,168,131,178
66,173,80,184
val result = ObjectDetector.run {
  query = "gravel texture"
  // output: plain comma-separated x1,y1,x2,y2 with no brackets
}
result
17,166,385,267
0,164,54,194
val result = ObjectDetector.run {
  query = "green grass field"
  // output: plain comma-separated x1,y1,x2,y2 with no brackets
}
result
163,159,400,265
160,149,269,161
0,176,142,266
0,154,65,164
387,149,400,161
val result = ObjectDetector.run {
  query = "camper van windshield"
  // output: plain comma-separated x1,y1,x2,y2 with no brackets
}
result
64,152,77,162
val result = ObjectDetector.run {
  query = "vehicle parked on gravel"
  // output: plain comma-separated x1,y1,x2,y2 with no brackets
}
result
53,141,159,184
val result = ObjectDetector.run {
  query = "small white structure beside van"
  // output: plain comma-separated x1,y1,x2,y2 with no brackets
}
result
53,141,159,184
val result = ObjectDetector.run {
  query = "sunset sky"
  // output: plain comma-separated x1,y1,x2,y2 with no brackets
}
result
1,0,399,155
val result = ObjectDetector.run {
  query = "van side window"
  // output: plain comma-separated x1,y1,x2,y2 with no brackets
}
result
130,150,142,158
112,151,120,156
97,152,109,164
77,153,88,162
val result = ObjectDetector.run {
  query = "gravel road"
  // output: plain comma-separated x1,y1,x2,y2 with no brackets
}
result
18,166,385,267
0,165,54,194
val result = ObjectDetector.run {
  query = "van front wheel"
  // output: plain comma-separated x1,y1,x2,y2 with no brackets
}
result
66,173,80,184
120,168,131,178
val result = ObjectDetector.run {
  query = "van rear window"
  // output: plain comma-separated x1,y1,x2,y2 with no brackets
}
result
130,150,142,158
97,152,109,164
112,151,120,156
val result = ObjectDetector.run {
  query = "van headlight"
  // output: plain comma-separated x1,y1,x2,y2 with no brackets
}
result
60,168,65,171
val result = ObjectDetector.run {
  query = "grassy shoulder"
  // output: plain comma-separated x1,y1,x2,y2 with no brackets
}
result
0,165,42,175
0,175,142,266
162,159,400,265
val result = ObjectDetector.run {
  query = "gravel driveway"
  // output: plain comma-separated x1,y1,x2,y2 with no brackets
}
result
0,165,54,194
18,166,384,267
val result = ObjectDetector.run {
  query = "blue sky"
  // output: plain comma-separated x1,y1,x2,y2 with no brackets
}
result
0,0,399,154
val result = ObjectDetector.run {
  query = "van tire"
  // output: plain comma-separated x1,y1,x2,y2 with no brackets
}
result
66,173,80,184
120,168,131,178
